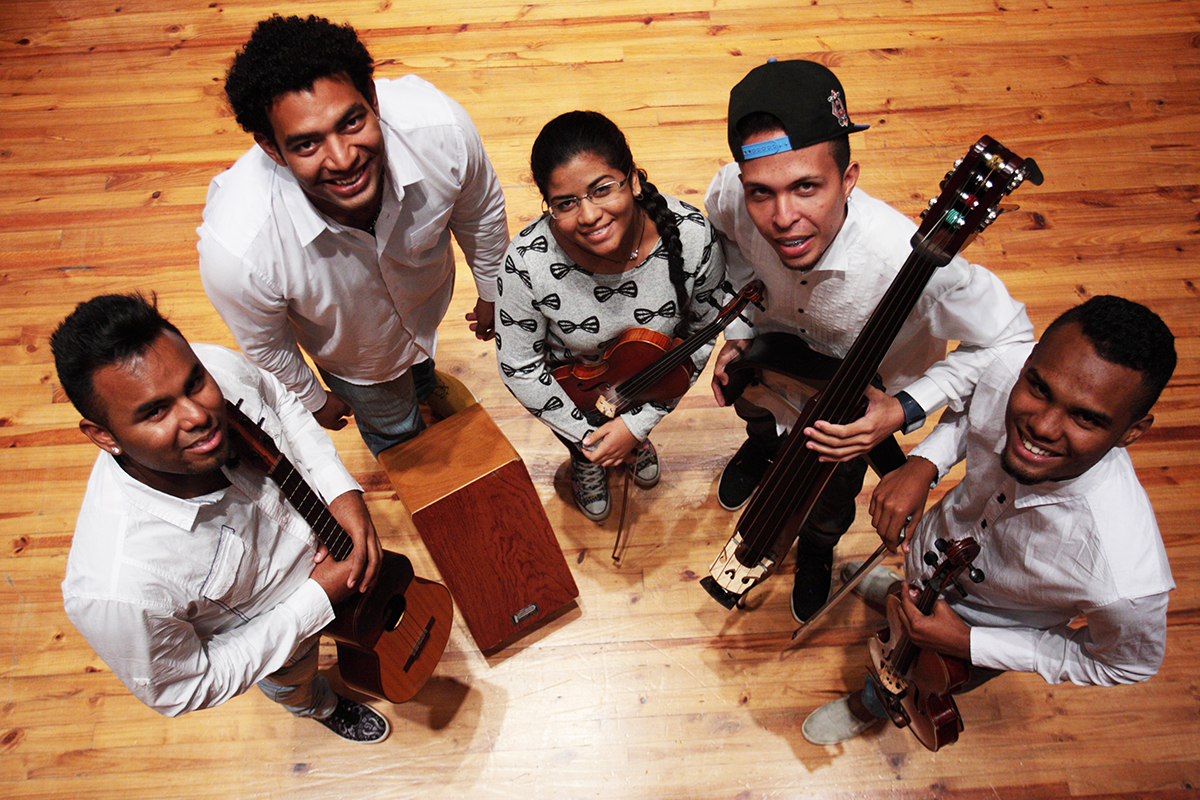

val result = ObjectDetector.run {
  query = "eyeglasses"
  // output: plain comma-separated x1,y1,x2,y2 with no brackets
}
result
546,174,631,219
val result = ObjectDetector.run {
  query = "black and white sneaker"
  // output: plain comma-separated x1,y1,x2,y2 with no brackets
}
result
315,696,391,744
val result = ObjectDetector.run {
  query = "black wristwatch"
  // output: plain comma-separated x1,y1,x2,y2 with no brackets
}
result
894,390,926,434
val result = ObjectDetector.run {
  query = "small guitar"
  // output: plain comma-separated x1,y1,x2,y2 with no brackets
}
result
553,281,764,425
868,537,984,751
702,136,1042,610
224,400,452,704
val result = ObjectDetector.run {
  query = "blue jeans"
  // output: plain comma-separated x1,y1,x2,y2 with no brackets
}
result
318,360,437,456
257,637,337,719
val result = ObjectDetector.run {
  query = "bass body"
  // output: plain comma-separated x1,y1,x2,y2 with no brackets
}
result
702,136,1042,609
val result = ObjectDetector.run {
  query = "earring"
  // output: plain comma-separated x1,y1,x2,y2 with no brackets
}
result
112,447,121,455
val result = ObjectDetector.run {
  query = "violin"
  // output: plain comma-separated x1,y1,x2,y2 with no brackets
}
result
552,281,764,426
868,536,985,751
702,136,1042,609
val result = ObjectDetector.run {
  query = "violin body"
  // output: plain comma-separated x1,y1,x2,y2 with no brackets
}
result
552,282,765,425
866,536,983,751
868,600,971,751
552,327,692,426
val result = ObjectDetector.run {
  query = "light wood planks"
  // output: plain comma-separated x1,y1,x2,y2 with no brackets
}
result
2,1,1199,798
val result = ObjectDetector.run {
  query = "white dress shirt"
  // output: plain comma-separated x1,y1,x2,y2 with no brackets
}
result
705,164,1034,417
61,344,361,717
198,76,509,413
907,343,1174,685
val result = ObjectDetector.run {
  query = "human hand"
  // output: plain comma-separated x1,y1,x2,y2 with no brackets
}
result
803,385,905,462
581,418,640,468
468,298,496,341
710,338,752,406
869,456,938,553
890,584,972,661
324,490,382,594
313,392,353,431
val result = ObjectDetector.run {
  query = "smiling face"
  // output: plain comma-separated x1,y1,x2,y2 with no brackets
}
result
80,331,230,498
737,133,859,271
545,150,642,268
1001,322,1154,485
255,73,385,230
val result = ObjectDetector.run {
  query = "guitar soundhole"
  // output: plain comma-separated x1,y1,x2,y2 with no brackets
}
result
382,595,407,632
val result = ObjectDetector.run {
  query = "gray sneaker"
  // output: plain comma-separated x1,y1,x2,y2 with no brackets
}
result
632,440,660,488
572,458,610,521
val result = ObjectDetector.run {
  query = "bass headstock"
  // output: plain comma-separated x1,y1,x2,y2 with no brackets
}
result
914,135,1043,267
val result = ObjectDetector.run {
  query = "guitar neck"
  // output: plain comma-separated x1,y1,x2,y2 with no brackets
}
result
261,455,356,562
224,401,356,562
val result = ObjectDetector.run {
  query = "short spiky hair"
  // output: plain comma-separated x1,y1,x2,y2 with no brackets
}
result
225,14,375,141
50,293,183,425
1043,294,1176,420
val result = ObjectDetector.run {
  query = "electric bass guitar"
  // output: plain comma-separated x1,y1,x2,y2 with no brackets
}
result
225,400,452,703
702,135,1042,609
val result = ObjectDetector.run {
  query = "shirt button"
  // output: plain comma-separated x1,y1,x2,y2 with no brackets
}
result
997,493,1006,504
980,520,988,529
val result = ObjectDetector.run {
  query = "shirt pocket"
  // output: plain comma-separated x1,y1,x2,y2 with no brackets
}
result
198,525,249,606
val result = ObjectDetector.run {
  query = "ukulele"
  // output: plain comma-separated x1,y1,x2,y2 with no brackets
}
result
553,281,764,426
868,536,985,751
224,400,452,704
702,136,1042,609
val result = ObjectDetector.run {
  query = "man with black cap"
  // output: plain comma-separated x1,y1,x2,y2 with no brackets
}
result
705,59,1034,622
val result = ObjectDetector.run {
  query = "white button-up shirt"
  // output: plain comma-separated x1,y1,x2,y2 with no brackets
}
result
907,343,1174,685
705,164,1034,417
198,76,509,413
61,344,360,716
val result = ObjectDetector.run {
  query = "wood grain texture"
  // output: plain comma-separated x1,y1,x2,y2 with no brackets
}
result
2,1,1198,798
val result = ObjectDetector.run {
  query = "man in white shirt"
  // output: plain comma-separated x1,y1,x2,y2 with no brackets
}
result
705,59,1034,621
802,295,1176,745
53,293,390,743
198,15,509,455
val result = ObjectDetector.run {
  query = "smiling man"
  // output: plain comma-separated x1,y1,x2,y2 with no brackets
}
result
802,296,1177,745
53,293,392,742
198,15,508,456
704,59,1035,621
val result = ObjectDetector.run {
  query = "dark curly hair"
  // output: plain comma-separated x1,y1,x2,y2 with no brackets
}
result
50,293,183,425
530,111,689,319
1042,295,1176,420
225,14,375,143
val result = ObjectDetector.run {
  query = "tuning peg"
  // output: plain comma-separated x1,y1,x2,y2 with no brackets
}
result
934,538,949,552
1021,158,1045,186
969,567,985,583
924,551,940,567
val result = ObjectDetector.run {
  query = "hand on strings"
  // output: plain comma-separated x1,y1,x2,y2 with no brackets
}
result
581,418,640,468
869,456,938,553
890,584,972,662
319,490,383,597
710,338,752,406
468,298,496,341
313,392,353,431
803,385,905,462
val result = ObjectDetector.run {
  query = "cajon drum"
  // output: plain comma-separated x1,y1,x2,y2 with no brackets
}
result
378,403,578,652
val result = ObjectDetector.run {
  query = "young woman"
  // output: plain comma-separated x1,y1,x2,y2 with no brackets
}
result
496,111,726,521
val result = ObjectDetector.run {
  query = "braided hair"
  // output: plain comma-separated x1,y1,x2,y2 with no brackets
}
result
530,111,689,318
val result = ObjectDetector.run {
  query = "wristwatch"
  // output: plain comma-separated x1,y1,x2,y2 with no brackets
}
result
894,390,926,435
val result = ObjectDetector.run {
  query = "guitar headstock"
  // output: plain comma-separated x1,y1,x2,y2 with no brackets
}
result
224,399,283,474
914,136,1043,266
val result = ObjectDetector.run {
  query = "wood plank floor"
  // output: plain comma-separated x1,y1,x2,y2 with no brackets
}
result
2,1,1198,797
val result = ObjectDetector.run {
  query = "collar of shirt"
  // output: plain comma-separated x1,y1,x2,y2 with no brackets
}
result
102,452,229,531
990,431,1126,510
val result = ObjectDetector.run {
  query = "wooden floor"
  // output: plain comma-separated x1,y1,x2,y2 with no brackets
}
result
3,1,1198,797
